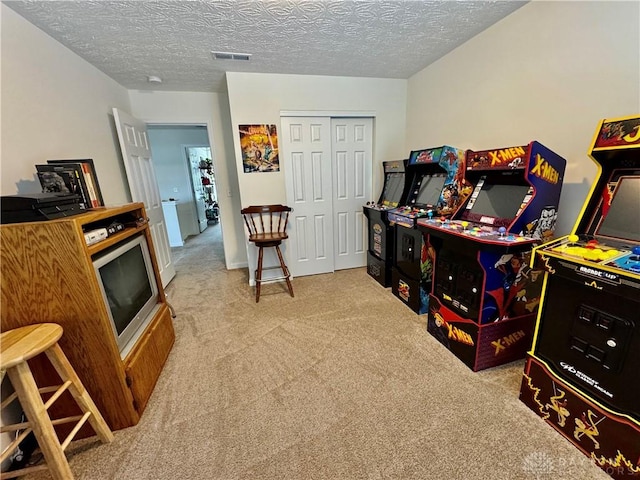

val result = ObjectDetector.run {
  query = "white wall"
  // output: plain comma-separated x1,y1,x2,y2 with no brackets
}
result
128,90,246,269
0,4,132,203
226,72,408,208
406,0,640,235
0,3,133,466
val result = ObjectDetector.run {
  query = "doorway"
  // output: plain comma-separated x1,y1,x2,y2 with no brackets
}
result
186,145,217,233
147,125,224,253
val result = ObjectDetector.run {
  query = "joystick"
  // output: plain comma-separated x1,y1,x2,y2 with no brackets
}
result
498,227,506,237
585,239,599,249
568,234,579,244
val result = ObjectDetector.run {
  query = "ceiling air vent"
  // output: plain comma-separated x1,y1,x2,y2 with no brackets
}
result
211,51,252,61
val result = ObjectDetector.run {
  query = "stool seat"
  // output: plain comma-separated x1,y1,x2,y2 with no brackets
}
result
248,231,288,243
0,323,113,480
1,323,63,370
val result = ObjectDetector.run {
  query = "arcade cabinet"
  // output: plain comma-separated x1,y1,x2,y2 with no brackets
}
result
519,115,640,479
417,141,566,370
386,146,469,314
363,159,407,287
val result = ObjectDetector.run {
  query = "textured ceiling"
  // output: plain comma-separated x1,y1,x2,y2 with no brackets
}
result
4,0,527,93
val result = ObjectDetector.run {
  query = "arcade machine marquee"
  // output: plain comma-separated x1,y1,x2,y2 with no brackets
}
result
364,159,407,287
519,115,640,479
417,141,566,371
387,146,469,314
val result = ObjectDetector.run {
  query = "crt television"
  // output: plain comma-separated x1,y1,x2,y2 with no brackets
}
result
93,233,160,358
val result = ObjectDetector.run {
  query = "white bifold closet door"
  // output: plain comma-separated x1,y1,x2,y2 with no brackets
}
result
282,116,372,278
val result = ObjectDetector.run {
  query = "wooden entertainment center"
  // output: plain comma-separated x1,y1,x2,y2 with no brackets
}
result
0,203,175,433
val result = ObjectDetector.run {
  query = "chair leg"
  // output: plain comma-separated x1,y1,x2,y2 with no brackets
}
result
255,246,264,302
45,344,114,444
275,245,294,298
6,363,75,480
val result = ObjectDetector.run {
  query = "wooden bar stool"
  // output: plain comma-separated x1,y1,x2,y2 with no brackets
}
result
241,204,295,302
0,323,113,480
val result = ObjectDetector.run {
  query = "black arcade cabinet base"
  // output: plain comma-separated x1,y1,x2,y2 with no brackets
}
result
367,251,391,287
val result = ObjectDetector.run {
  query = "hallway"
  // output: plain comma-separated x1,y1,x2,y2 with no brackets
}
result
169,221,225,268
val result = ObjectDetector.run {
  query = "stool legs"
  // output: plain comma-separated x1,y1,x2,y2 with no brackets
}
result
1,341,113,480
6,363,74,480
252,245,294,302
255,246,265,302
45,343,114,443
275,245,294,299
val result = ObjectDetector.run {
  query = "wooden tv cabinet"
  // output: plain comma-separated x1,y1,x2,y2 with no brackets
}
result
0,203,175,433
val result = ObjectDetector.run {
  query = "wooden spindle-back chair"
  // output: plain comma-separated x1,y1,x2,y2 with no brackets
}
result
241,204,294,302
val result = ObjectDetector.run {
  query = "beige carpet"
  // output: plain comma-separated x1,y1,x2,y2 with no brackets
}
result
23,223,610,480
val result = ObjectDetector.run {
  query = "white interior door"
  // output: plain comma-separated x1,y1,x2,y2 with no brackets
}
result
282,116,372,277
112,108,176,287
331,118,371,270
282,117,334,277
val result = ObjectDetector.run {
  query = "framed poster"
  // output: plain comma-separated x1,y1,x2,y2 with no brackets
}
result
238,124,279,173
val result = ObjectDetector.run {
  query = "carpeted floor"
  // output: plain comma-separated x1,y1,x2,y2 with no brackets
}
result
22,223,610,479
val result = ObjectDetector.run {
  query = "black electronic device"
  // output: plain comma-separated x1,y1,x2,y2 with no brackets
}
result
386,146,470,314
0,193,85,224
364,160,407,287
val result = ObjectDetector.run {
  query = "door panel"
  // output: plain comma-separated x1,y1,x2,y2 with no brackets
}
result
112,108,176,287
282,117,334,277
332,118,372,271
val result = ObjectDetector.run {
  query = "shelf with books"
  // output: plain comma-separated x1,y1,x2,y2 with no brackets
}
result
36,163,92,210
46,159,104,208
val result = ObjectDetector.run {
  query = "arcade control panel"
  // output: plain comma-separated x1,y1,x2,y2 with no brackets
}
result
387,206,432,227
364,201,396,212
543,234,640,274
417,216,536,246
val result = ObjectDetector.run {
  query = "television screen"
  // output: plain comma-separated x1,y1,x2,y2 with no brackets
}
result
415,173,446,207
94,234,159,356
381,173,405,206
99,244,153,335
468,183,531,223
596,176,640,242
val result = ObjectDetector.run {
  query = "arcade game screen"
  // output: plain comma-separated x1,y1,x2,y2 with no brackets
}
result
596,176,640,243
415,173,447,208
381,173,406,206
462,174,531,225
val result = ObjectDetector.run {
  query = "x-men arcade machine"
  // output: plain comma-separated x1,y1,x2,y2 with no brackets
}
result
364,159,407,287
519,115,640,479
386,146,469,314
417,142,566,371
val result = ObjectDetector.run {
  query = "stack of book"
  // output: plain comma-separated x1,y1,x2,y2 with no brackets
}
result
36,159,104,210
